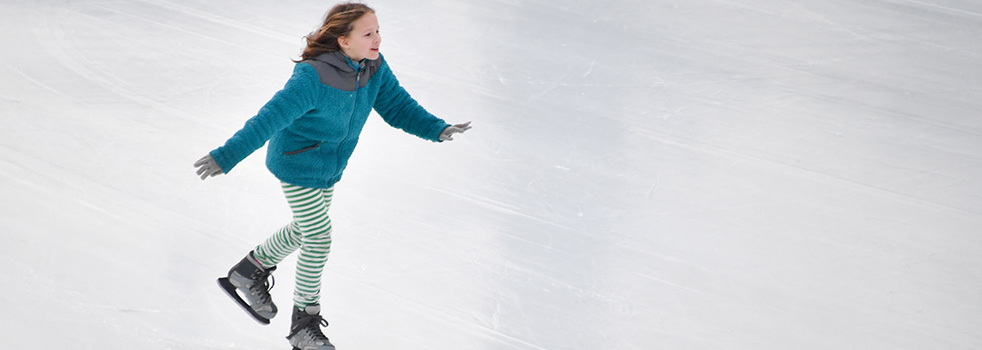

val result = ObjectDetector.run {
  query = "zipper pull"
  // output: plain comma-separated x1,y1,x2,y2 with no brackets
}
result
355,60,365,89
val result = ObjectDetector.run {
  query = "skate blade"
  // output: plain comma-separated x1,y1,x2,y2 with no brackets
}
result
217,277,271,325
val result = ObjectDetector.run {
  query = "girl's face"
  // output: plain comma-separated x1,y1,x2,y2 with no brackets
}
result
339,12,381,62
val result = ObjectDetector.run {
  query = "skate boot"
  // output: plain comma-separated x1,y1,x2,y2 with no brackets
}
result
287,304,335,350
217,251,277,324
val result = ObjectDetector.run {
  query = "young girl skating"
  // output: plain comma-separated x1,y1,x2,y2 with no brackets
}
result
193,3,471,349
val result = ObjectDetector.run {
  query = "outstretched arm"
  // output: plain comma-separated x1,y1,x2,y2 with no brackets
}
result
373,63,451,142
194,64,320,180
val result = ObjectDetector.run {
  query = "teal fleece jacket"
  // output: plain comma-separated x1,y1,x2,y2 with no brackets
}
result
210,52,449,189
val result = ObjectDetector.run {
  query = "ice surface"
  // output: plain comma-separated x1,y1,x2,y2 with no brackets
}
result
2,0,981,349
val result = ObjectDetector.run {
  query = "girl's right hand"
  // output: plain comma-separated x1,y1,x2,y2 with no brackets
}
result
194,154,225,180
439,121,472,141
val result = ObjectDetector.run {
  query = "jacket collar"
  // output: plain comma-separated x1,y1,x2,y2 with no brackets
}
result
310,51,367,73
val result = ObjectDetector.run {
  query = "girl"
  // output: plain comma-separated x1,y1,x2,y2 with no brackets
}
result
193,3,471,349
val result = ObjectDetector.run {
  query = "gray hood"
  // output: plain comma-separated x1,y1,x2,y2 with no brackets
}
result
305,51,382,91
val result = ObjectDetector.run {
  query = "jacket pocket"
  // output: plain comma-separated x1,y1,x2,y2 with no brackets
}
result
284,142,320,155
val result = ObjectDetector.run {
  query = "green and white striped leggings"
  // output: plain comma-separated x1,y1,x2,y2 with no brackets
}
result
252,182,334,310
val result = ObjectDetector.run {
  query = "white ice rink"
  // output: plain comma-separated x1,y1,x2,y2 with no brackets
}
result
2,0,981,349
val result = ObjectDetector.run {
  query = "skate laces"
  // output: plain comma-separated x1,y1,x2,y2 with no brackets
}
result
250,269,275,304
293,312,330,342
306,315,330,342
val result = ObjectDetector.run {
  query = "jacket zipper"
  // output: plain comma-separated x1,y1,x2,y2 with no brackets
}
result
336,61,364,173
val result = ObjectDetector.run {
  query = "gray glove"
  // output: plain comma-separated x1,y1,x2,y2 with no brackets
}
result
439,121,472,141
194,154,224,180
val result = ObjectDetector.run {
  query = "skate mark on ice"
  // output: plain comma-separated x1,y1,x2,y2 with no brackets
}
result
635,272,727,301
132,0,298,44
628,124,982,216
332,272,551,350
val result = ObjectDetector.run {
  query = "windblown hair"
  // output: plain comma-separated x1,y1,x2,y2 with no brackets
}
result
295,3,375,62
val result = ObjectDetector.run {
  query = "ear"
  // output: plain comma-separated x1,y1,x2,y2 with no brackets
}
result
337,36,349,49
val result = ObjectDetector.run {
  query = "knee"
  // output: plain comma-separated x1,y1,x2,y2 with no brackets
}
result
302,225,332,246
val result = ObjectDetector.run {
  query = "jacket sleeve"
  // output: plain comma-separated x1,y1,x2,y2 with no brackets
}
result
210,64,320,173
372,62,450,142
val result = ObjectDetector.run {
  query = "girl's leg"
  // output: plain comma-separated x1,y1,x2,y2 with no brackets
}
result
253,221,302,268
279,182,334,309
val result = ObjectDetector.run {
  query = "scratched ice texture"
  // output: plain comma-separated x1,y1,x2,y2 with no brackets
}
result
1,0,981,349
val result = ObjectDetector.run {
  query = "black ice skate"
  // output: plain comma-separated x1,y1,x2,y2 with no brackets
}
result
217,251,278,324
287,304,335,350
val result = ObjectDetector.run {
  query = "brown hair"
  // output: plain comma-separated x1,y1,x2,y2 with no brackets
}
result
295,3,375,62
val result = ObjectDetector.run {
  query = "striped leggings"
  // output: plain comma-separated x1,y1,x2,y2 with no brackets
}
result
252,182,334,310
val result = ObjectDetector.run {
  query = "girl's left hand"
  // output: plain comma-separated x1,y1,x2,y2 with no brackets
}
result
440,121,472,141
